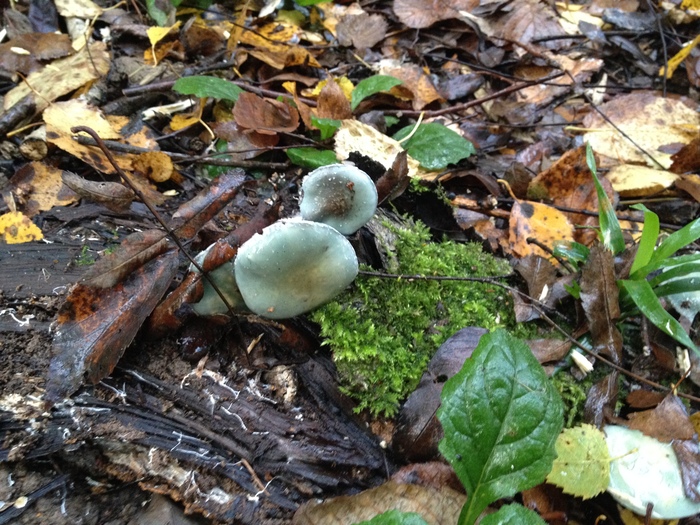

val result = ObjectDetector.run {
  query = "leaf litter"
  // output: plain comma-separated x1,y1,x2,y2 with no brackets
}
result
2,0,700,523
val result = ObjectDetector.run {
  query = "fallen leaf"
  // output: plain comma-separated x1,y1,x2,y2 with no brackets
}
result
46,249,179,403
0,32,73,74
0,211,44,244
4,41,110,113
393,0,477,28
670,136,700,174
607,164,679,197
377,62,445,110
627,394,695,442
336,11,388,49
55,0,103,18
334,119,431,179
583,92,700,168
508,200,575,262
61,171,134,213
580,244,623,364
293,481,465,525
44,99,121,140
132,151,175,183
239,22,320,69
9,162,79,217
233,92,300,134
211,121,279,160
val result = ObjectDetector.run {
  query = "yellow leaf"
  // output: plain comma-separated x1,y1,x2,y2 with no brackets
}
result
147,21,181,46
0,211,44,244
660,34,700,78
170,113,201,131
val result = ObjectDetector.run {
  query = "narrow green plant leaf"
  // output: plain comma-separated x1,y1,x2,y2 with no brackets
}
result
351,75,403,110
479,504,547,525
586,144,625,254
628,204,660,276
546,424,610,499
649,259,700,287
553,241,590,270
295,0,331,5
310,115,342,140
652,275,700,298
286,147,337,169
173,76,243,102
356,510,429,525
645,217,700,273
618,279,698,353
437,329,564,525
393,123,475,170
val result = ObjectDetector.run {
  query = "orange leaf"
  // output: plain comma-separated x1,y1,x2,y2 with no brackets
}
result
509,201,574,261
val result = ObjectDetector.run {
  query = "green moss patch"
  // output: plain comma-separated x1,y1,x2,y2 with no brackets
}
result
312,219,519,416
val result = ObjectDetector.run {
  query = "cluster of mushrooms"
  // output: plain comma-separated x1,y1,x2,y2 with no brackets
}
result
193,164,378,320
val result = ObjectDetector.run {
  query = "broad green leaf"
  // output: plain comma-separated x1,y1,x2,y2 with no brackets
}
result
145,0,168,26
546,424,610,499
618,279,698,353
628,204,660,276
311,115,341,140
286,147,337,169
437,329,564,525
479,504,547,525
356,510,429,525
393,123,474,170
586,144,625,254
173,76,243,102
351,75,403,110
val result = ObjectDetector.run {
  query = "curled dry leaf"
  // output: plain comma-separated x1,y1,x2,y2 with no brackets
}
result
61,171,135,213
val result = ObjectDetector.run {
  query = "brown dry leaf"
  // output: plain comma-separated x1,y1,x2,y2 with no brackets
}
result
0,211,44,244
676,174,700,203
508,200,575,262
607,164,679,197
132,151,175,183
4,41,110,112
210,121,279,160
315,80,353,120
528,145,615,245
627,394,695,442
82,230,170,289
0,32,73,74
670,136,700,173
393,0,478,28
61,171,135,213
46,249,179,403
293,481,465,525
233,92,300,134
513,255,573,322
181,16,226,59
580,244,623,364
496,0,568,48
377,62,445,110
336,11,388,49
335,119,431,179
9,162,79,217
583,92,700,168
239,22,320,69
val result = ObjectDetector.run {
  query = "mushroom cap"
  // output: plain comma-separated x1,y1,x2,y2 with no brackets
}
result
234,219,358,319
299,164,378,235
189,245,247,317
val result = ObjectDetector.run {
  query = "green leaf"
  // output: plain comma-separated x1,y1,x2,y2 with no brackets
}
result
295,0,331,5
553,241,590,270
394,123,474,170
356,510,429,525
145,0,168,26
546,424,610,499
351,75,403,111
586,144,625,254
641,217,700,275
286,147,337,169
310,115,341,140
480,504,547,525
618,279,698,353
437,329,564,525
173,76,243,102
629,204,660,276
652,275,700,298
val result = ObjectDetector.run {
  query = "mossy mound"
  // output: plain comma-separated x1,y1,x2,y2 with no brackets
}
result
312,219,523,416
